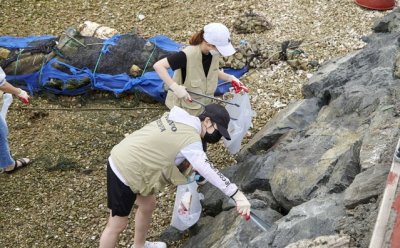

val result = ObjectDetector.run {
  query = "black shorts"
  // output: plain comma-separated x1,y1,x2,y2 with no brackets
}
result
107,162,137,217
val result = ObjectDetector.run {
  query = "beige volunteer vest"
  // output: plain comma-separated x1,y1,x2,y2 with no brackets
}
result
165,45,219,116
110,112,200,196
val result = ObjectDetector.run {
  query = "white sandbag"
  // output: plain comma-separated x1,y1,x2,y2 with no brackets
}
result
223,93,255,154
171,181,203,231
78,21,118,39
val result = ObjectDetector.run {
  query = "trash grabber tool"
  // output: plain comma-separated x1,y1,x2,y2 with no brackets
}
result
186,90,240,107
189,98,238,120
228,199,272,231
189,98,206,108
249,212,272,231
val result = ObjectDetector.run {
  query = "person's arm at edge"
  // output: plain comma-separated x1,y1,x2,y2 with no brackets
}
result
0,81,23,96
0,67,30,104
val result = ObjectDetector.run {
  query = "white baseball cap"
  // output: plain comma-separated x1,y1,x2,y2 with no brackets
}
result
203,23,236,57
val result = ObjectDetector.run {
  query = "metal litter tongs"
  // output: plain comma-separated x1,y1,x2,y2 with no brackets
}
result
167,88,240,108
187,90,240,108
248,212,272,232
189,98,238,121
228,199,272,232
167,88,240,119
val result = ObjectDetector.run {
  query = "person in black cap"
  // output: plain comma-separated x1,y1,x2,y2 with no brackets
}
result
197,103,231,144
99,104,251,248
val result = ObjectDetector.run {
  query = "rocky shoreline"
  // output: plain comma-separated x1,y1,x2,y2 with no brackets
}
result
0,1,389,247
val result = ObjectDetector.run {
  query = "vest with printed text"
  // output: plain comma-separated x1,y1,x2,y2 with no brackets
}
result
110,112,200,196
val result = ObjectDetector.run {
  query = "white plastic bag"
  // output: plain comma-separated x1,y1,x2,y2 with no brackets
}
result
223,93,255,154
0,93,13,120
171,181,203,231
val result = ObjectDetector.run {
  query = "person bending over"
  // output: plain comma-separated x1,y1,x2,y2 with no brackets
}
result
99,104,251,248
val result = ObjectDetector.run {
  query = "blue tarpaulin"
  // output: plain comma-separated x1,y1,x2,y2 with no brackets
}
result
0,34,248,102
0,35,56,49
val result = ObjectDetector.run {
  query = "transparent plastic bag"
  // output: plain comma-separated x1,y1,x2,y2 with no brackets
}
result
171,181,203,231
0,93,13,120
223,93,255,154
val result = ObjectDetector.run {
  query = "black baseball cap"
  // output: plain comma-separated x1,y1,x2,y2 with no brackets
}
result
200,104,231,140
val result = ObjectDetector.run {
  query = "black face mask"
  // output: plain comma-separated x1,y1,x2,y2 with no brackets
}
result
203,129,222,144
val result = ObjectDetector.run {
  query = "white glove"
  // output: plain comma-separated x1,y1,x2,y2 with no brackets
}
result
17,89,30,105
232,190,251,218
169,82,191,100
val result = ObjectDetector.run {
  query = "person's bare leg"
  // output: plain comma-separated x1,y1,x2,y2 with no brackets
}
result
133,194,156,248
99,211,129,248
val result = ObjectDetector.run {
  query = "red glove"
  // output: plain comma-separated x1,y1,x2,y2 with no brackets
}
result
17,89,30,105
230,76,249,94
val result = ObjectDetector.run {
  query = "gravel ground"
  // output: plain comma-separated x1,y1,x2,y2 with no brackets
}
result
0,0,389,247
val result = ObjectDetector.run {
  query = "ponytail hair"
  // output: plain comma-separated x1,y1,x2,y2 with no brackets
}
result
189,30,205,45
